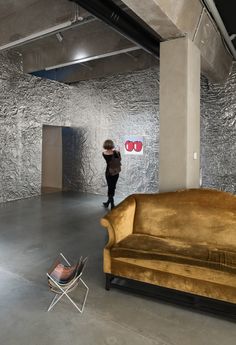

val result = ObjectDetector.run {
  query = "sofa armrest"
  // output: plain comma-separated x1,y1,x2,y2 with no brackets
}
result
100,195,136,247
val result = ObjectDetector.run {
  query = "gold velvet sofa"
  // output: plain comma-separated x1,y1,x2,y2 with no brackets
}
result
100,189,236,304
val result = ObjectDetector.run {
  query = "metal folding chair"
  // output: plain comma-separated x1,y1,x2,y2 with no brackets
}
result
47,253,89,313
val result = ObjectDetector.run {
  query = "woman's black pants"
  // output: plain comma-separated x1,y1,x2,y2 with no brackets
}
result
106,173,119,198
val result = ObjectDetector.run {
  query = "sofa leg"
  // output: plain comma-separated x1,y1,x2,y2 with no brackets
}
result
105,274,113,291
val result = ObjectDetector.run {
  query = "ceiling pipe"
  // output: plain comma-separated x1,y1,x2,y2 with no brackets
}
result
45,46,140,70
0,16,96,51
0,21,72,51
203,0,236,60
68,0,160,58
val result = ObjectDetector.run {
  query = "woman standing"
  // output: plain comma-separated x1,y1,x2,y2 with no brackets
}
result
102,139,121,210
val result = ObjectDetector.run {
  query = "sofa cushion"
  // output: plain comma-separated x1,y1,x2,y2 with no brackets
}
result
110,257,236,303
111,234,236,273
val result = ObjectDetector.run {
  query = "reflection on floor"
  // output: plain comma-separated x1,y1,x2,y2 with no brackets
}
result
41,187,62,194
0,192,235,345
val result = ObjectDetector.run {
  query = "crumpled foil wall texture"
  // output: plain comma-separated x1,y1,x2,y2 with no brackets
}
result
0,53,159,202
66,68,160,197
68,66,236,196
0,52,72,202
0,51,235,203
201,66,236,194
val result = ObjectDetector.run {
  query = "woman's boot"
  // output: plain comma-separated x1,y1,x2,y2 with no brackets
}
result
103,199,110,208
110,197,115,209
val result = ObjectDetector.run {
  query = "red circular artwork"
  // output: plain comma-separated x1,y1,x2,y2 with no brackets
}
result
133,141,143,152
125,140,134,152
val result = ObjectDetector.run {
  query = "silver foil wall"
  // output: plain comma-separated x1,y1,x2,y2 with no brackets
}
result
0,51,235,203
201,66,236,194
0,52,159,202
66,68,160,197
66,66,236,196
0,52,72,202
66,65,236,196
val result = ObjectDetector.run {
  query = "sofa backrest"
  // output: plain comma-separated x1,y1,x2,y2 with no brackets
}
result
133,189,236,247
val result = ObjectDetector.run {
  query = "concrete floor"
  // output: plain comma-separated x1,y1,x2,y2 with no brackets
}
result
0,192,235,345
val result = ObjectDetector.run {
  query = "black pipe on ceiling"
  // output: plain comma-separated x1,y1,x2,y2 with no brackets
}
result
69,0,160,57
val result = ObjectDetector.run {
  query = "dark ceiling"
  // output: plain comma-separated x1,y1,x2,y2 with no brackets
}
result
214,0,236,48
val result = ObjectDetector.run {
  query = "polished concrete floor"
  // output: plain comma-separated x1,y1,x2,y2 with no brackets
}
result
0,192,235,345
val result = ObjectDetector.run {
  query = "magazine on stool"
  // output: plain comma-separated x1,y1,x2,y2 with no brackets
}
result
47,253,89,313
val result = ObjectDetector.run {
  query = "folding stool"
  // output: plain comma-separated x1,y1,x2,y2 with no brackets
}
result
47,253,89,313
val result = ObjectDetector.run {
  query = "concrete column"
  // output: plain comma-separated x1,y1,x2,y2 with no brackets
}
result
159,37,200,192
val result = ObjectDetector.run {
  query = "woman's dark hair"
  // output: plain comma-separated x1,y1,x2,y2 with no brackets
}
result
103,139,115,150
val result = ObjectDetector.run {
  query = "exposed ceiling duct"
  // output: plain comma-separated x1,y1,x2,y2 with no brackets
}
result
202,0,236,60
68,0,160,58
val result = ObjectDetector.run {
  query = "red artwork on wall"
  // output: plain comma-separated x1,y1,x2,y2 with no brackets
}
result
125,140,134,152
124,136,144,155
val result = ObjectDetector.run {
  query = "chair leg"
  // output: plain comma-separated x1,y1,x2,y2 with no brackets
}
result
79,278,89,313
105,274,113,291
47,294,60,312
62,279,89,313
47,256,89,313
47,278,89,313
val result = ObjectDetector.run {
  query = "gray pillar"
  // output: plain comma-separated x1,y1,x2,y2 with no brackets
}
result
159,37,200,192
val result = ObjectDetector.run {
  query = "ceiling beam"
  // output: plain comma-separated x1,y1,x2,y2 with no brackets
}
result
121,0,233,82
69,0,160,57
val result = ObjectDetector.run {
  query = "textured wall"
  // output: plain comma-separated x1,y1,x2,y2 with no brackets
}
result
201,65,236,194
0,50,235,203
0,52,72,202
67,64,236,196
67,69,160,196
0,53,159,202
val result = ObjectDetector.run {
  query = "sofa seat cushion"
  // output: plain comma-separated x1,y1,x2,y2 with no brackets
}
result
110,257,236,303
111,234,236,273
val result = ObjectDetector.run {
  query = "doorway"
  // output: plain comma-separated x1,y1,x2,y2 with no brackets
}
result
41,125,63,194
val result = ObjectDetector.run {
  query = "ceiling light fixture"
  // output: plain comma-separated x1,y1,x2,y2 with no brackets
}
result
56,32,64,43
0,21,72,51
0,16,96,52
230,34,236,41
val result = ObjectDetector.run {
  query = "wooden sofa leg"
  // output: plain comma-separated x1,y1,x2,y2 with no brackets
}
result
105,274,113,291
